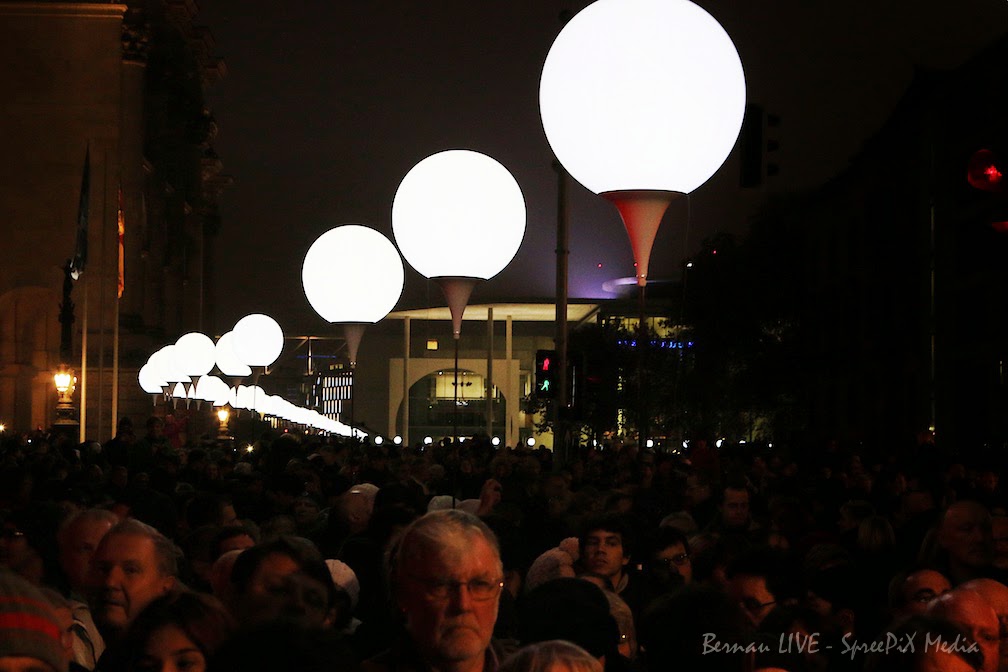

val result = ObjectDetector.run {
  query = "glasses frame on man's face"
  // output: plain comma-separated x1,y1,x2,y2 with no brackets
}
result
405,574,504,602
740,597,776,614
657,553,690,568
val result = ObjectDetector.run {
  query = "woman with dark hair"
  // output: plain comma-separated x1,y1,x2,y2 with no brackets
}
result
99,591,235,672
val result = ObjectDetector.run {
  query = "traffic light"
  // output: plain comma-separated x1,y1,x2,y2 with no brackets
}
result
967,148,1008,232
534,349,558,399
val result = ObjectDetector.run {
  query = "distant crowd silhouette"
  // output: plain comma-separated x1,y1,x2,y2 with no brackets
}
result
0,418,1005,672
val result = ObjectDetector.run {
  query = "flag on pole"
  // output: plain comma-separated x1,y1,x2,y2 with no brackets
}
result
69,145,90,281
117,187,125,298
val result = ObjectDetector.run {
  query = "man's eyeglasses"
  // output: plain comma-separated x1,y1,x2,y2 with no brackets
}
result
0,529,24,540
407,575,504,601
657,554,690,568
740,598,776,614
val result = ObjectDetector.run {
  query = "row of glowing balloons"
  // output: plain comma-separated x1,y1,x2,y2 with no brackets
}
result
134,147,531,440
135,0,748,436
137,315,359,437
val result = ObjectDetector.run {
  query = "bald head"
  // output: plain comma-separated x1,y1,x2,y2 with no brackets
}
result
961,579,1008,672
929,589,1000,672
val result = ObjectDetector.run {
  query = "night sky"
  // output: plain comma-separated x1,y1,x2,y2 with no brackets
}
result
198,0,1008,335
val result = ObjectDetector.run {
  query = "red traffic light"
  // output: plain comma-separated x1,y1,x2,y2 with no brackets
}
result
968,149,1004,193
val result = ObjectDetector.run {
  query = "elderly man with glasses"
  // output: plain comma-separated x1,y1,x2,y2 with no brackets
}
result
363,509,511,672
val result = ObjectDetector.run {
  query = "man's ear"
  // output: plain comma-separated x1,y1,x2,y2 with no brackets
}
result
161,575,177,595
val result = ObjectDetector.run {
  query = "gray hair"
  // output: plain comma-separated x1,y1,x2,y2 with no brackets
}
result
387,509,502,589
500,640,602,672
104,518,181,577
57,508,119,546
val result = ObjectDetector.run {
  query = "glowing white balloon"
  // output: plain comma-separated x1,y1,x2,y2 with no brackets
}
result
138,363,166,394
174,332,217,378
231,314,284,368
392,149,526,280
303,225,405,324
215,331,252,377
539,0,746,195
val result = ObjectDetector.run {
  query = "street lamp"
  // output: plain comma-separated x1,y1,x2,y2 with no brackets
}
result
216,407,231,441
53,364,78,430
392,149,526,440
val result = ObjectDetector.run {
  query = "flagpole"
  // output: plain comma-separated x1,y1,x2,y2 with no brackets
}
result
111,187,123,438
96,151,108,440
111,288,120,438
75,145,91,444
79,272,88,443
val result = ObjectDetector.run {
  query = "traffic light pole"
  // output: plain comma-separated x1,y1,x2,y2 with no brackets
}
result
553,160,570,468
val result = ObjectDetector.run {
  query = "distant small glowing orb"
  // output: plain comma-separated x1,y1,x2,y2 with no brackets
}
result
423,436,433,445
645,439,654,448
526,437,536,447
392,149,526,280
393,436,403,445
302,225,405,323
682,440,689,449
491,436,501,447
232,314,284,367
539,0,745,195
0,424,5,433
374,436,384,445
246,444,254,453
716,438,725,448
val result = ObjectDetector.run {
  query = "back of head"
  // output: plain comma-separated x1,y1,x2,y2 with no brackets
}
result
638,584,750,672
208,621,357,672
863,613,983,672
518,578,618,660
500,640,602,672
0,570,68,672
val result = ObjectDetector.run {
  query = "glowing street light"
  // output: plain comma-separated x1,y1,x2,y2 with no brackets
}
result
53,365,78,430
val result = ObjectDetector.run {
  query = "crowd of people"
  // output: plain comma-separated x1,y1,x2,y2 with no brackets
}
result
0,416,1006,672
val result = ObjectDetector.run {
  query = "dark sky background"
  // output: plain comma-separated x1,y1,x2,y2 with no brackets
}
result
198,0,1008,335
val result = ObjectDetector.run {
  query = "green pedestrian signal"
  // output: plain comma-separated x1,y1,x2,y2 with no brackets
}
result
535,349,558,400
